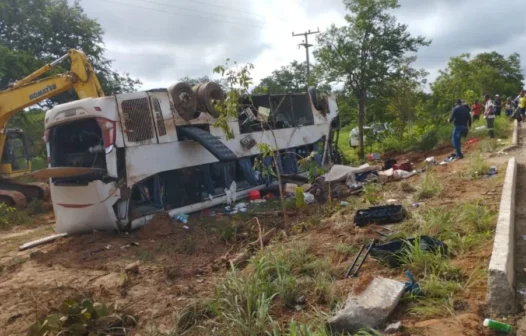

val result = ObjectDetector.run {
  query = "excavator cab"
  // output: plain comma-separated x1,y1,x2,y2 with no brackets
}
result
0,129,32,177
0,49,104,208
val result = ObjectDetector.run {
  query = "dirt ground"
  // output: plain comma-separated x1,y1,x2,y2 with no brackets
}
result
0,138,515,336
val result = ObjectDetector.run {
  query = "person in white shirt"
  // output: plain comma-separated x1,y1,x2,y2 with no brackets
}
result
484,94,495,139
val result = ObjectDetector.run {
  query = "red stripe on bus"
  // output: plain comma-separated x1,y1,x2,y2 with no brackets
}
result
57,203,93,208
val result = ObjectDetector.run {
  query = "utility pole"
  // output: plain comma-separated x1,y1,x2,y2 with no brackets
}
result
292,28,320,86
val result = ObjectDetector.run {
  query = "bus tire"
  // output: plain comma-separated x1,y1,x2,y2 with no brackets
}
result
168,82,198,121
193,81,225,119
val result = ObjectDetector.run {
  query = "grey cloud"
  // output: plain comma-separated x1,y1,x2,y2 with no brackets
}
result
78,0,526,87
304,0,525,76
78,0,269,83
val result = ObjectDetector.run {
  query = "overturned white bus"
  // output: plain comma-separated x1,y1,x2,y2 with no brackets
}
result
36,82,341,234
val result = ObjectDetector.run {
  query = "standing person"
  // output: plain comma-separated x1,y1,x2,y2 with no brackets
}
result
471,99,484,121
519,90,526,117
494,95,502,117
484,94,495,138
449,99,472,159
505,97,514,117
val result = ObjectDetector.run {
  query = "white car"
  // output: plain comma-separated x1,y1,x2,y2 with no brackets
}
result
349,126,371,147
348,123,391,147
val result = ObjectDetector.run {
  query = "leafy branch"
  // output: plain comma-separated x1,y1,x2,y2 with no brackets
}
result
212,59,254,139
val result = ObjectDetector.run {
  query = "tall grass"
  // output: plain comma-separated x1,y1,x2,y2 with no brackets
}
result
416,202,495,255
406,269,460,319
214,242,338,335
0,203,32,230
465,152,490,179
216,261,276,336
457,200,496,233
363,183,381,204
398,238,449,276
415,170,443,200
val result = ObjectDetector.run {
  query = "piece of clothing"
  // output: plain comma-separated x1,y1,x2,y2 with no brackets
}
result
473,114,480,121
471,103,483,116
486,117,495,138
514,95,521,107
520,96,526,109
485,100,495,119
495,99,502,116
449,104,472,127
452,126,467,158
505,102,513,116
512,108,523,122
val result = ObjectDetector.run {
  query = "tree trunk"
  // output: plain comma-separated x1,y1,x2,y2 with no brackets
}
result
274,153,288,231
358,90,366,160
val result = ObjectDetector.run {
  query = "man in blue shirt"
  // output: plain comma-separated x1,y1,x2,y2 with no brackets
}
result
449,99,472,159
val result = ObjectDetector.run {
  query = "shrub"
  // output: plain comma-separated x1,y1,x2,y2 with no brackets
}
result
28,298,136,336
465,152,490,179
457,200,496,233
26,199,45,216
415,170,443,200
0,203,32,229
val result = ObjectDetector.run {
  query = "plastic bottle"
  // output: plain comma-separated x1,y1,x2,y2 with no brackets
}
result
483,318,512,333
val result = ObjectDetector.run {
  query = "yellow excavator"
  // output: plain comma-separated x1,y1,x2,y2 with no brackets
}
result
0,49,105,208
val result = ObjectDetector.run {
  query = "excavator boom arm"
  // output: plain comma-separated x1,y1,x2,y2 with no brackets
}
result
0,74,74,128
0,49,105,167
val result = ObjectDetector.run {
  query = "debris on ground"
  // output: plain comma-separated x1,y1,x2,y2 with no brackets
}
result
378,168,418,182
440,153,459,165
327,277,405,333
354,205,405,227
175,213,189,224
483,318,512,333
19,233,68,251
488,166,498,177
125,262,140,275
425,156,437,165
285,183,299,194
403,270,422,295
325,164,382,186
303,192,315,204
370,236,448,267
384,321,402,334
346,239,376,278
466,137,480,145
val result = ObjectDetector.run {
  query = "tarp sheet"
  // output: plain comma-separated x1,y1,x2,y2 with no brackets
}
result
325,164,382,185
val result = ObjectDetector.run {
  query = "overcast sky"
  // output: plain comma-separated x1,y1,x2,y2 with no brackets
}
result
77,0,526,91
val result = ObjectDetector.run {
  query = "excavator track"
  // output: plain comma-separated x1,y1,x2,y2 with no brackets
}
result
0,189,27,209
0,181,50,208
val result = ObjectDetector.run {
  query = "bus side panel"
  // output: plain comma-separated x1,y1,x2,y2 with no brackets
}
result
124,123,328,187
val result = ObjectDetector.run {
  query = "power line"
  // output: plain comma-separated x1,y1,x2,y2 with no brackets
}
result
185,0,263,19
101,0,264,29
135,0,264,23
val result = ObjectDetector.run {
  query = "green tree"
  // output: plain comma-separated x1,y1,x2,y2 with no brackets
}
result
0,0,140,107
252,61,330,95
178,76,213,87
7,109,46,159
314,0,429,159
431,52,524,112
253,61,310,94
386,57,428,136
